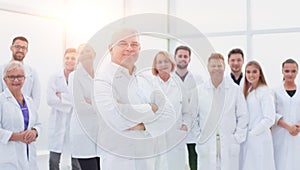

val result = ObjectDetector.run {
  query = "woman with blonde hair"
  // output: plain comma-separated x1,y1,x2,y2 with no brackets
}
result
240,60,276,170
152,51,190,170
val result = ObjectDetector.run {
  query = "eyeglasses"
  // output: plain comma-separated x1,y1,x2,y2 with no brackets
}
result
12,45,28,51
116,41,140,49
6,75,25,81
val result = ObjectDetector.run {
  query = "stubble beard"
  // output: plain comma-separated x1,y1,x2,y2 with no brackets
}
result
177,63,188,70
13,54,25,62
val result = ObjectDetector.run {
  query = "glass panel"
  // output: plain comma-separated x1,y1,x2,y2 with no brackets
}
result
0,10,65,152
207,36,247,76
252,0,300,29
136,35,168,71
173,0,246,33
252,33,300,88
125,0,168,15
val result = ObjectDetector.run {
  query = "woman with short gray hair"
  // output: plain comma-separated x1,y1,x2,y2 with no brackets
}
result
0,60,41,170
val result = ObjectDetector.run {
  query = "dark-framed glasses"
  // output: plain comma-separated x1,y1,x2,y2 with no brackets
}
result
6,75,25,81
12,45,28,51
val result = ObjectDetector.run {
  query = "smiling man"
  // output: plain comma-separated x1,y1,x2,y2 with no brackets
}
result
228,48,244,87
190,53,248,170
46,48,80,170
94,28,176,170
0,36,41,108
174,45,203,170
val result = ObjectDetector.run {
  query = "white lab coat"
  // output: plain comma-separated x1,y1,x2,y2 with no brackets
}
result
272,83,300,170
154,73,190,170
0,64,41,108
47,69,73,153
240,85,276,170
69,64,99,158
192,77,248,170
94,62,176,170
174,71,203,143
227,73,244,90
0,88,41,170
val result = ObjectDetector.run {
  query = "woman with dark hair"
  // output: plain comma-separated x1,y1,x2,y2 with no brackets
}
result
240,61,276,170
272,58,300,170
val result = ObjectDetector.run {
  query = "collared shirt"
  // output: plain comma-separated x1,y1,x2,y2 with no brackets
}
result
230,72,243,85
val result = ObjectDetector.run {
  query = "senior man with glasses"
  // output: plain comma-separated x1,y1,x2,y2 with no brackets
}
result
94,28,177,170
0,36,41,108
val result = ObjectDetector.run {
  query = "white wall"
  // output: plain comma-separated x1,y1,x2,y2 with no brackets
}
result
1,0,300,168
0,1,124,168
63,0,125,47
0,9,65,152
253,33,300,88
170,0,300,87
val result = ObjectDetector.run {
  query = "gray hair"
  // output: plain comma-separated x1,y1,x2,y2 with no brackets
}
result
110,28,139,46
3,61,25,78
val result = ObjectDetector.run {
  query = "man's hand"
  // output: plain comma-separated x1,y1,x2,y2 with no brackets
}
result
149,103,158,113
128,123,146,131
85,98,92,104
180,124,188,131
56,92,61,99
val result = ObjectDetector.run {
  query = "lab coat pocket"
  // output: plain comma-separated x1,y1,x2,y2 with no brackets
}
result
0,143,16,164
247,132,264,158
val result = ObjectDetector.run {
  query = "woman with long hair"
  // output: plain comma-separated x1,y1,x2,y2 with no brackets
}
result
240,60,276,170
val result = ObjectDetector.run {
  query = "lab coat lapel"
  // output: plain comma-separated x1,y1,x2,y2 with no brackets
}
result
4,88,20,108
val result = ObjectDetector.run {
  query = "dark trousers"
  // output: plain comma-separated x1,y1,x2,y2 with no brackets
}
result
78,157,100,170
49,151,81,170
187,143,197,170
